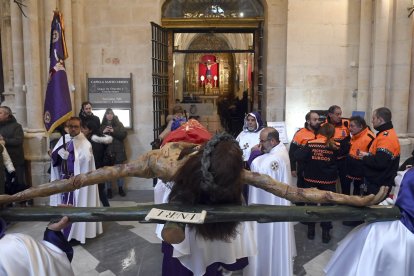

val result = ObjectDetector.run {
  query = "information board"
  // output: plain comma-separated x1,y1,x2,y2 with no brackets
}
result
88,78,131,107
87,76,133,128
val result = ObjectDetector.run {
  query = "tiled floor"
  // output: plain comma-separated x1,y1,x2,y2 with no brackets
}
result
7,189,356,276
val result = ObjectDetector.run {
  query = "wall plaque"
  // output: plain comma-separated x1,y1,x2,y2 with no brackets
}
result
87,75,133,128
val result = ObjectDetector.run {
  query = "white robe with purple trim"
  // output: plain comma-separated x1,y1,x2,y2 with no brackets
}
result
49,133,102,243
154,179,257,275
244,143,296,276
236,131,261,161
0,233,74,275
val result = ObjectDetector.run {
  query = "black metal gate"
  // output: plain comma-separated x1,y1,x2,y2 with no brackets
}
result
151,22,169,145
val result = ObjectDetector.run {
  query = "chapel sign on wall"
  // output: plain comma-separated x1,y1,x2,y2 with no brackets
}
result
87,74,133,128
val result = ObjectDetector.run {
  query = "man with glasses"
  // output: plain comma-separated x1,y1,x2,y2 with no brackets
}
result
49,117,103,244
245,127,296,276
323,105,350,194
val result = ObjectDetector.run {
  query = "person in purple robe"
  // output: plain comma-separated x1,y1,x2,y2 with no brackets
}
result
49,117,102,244
325,167,414,275
0,216,74,275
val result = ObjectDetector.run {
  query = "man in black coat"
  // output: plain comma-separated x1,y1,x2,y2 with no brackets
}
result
79,101,100,127
0,106,26,195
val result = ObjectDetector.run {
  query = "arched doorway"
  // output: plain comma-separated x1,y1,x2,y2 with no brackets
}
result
151,0,264,139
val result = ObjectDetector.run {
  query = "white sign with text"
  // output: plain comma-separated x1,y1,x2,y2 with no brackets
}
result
267,121,289,144
145,208,207,224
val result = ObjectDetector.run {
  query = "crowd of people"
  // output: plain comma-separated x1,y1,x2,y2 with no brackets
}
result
287,105,401,241
153,105,411,275
0,102,412,275
0,102,128,245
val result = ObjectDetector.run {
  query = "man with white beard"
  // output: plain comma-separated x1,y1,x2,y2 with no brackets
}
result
236,112,264,166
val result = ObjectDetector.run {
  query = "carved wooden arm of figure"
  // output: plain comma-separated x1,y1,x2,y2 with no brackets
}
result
0,142,388,206
242,171,388,207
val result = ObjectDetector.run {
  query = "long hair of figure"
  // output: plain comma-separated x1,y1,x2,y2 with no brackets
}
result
168,133,244,241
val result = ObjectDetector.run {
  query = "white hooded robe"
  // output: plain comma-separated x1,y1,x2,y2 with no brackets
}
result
244,142,296,276
49,133,103,244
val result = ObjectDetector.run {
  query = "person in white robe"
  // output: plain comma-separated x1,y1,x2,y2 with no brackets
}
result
154,133,257,275
0,216,74,276
236,112,264,162
49,117,102,244
155,180,256,275
324,167,414,276
244,127,296,276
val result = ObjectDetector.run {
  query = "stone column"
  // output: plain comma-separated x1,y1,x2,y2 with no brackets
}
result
22,0,45,131
22,1,50,205
388,1,412,135
356,0,373,117
1,1,14,105
72,0,86,109
10,0,27,126
369,1,391,110
265,0,287,123
408,17,414,135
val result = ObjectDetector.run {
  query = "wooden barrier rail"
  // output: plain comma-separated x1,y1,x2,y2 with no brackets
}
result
0,204,401,223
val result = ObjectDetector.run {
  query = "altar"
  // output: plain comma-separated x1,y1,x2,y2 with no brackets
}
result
198,95,219,109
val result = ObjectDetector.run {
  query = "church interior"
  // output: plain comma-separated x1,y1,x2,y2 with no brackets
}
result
1,0,414,275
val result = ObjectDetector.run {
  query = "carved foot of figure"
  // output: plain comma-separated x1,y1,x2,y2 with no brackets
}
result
119,187,126,197
162,222,186,244
322,228,331,243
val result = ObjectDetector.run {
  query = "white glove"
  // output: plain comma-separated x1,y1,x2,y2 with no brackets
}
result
58,148,70,160
379,197,395,206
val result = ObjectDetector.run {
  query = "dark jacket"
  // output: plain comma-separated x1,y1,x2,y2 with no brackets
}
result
79,111,101,129
363,121,400,193
88,135,113,169
294,135,339,185
100,116,127,164
399,149,414,171
0,116,25,166
0,146,4,194
289,127,316,173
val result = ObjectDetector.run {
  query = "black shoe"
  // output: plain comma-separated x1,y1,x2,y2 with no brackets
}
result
69,239,81,246
107,189,113,199
307,225,315,240
119,187,126,197
322,228,331,243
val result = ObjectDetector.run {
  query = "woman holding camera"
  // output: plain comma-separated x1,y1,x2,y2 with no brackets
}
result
100,108,128,197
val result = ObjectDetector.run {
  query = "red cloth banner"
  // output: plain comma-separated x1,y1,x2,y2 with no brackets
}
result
161,119,212,147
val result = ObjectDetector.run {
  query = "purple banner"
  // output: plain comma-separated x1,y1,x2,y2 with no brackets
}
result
43,11,72,133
